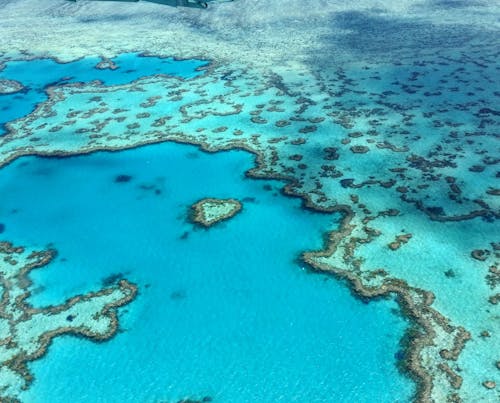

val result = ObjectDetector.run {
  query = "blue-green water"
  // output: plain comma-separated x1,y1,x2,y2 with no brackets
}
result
0,141,414,402
1,3,499,399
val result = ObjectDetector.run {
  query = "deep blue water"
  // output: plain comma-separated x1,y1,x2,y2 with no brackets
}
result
0,53,207,135
0,142,414,402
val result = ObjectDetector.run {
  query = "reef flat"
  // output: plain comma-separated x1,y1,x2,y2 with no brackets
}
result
0,0,499,401
0,79,24,95
0,241,137,401
190,198,242,227
0,54,207,136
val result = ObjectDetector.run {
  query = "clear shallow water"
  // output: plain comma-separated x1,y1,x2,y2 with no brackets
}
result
0,53,207,134
0,142,414,402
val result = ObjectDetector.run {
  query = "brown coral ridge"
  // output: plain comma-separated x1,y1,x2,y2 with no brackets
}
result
0,241,138,390
439,329,472,361
408,197,498,223
388,233,413,251
298,211,470,403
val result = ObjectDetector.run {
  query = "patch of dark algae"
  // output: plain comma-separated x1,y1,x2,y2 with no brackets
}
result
0,241,137,402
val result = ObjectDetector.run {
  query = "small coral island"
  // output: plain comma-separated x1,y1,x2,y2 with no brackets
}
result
0,79,24,95
190,198,242,227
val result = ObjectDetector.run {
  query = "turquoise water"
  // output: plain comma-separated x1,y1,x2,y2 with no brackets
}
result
0,3,498,400
0,141,414,402
0,53,207,134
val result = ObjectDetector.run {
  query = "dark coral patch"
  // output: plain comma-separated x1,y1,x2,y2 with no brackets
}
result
394,350,406,361
471,249,490,261
177,397,212,403
444,269,456,278
102,273,125,286
299,125,317,134
114,174,133,183
469,165,485,173
350,145,370,154
426,206,445,216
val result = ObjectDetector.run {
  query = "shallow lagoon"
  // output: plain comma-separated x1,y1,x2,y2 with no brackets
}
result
0,141,414,402
0,53,207,134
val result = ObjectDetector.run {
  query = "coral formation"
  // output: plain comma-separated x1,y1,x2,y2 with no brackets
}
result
0,241,137,401
190,198,242,227
0,14,498,397
0,79,24,95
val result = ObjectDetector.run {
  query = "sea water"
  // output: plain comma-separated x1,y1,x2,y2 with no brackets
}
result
0,141,414,402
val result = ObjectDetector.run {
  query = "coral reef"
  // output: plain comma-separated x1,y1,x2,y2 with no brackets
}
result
0,241,137,401
190,198,242,227
0,13,498,396
0,79,24,95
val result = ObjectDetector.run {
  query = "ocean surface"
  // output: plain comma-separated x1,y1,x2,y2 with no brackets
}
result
0,55,415,402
